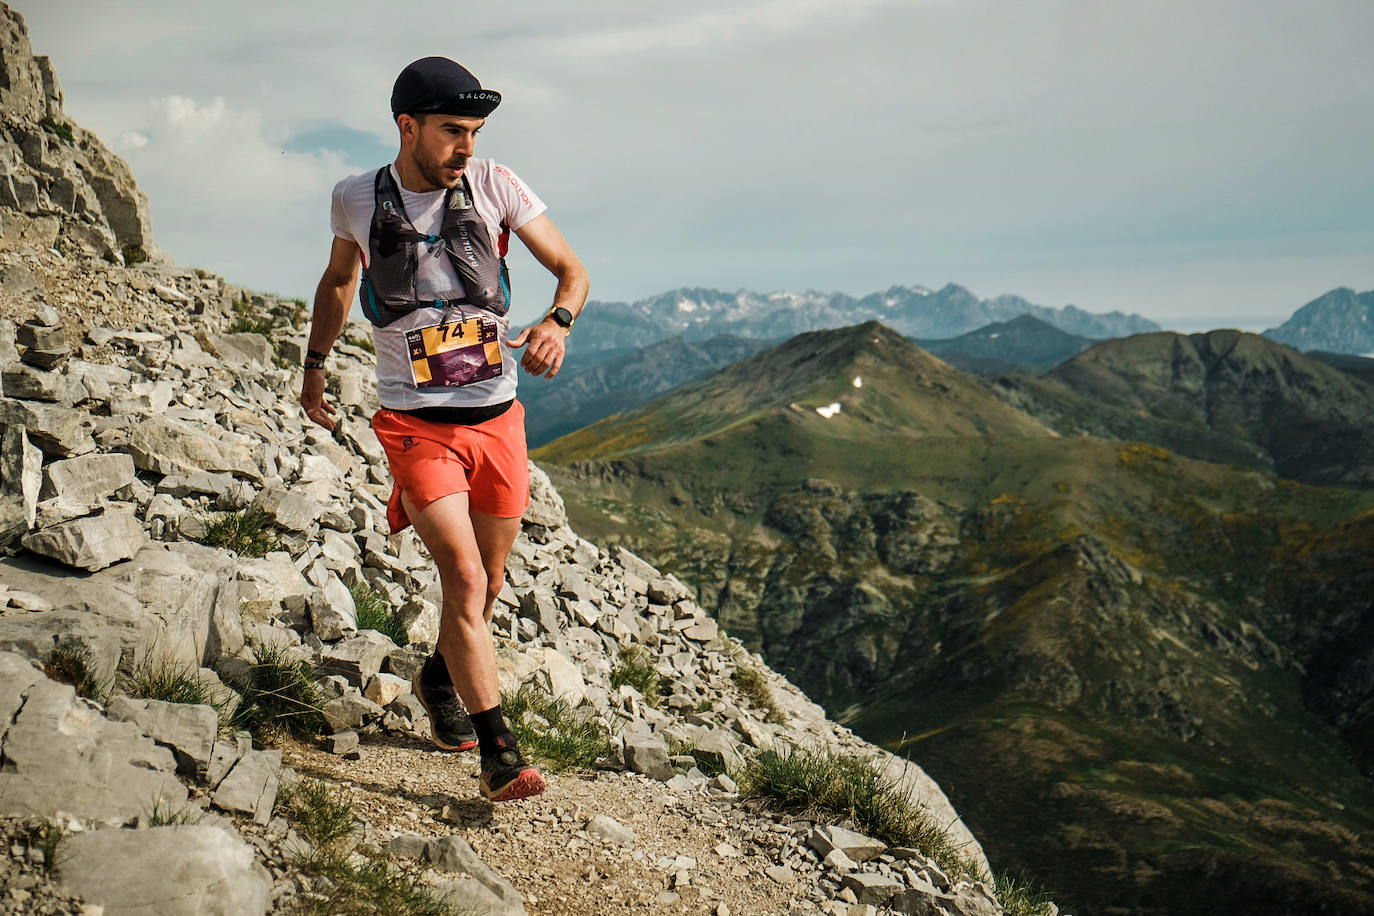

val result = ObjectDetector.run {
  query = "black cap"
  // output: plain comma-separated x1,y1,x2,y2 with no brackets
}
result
391,57,502,119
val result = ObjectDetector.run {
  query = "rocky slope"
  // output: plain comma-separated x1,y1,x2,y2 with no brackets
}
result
0,7,1036,914
533,324,1374,916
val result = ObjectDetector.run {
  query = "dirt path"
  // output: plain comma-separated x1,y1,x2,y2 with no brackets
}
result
282,735,824,916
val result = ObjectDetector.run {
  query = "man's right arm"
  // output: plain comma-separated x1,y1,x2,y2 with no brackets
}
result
299,236,361,432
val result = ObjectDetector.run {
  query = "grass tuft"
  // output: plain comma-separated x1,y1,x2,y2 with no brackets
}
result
350,580,408,647
502,683,612,772
609,645,660,706
146,797,203,827
124,654,224,712
44,639,110,704
732,665,785,723
28,821,63,872
278,779,455,915
344,333,376,354
277,779,358,849
199,508,283,557
739,746,976,881
294,853,455,916
228,314,277,336
224,645,326,743
39,115,74,143
994,869,1058,916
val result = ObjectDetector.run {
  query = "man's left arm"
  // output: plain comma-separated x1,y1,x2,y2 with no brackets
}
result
505,213,589,379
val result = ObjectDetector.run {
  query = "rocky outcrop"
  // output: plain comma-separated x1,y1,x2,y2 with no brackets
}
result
0,2,159,264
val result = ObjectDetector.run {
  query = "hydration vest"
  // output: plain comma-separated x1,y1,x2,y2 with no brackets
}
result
359,166,511,327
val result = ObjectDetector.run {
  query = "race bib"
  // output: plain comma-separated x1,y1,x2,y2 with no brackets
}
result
405,316,503,388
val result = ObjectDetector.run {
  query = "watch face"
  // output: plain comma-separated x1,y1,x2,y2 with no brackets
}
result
552,307,574,327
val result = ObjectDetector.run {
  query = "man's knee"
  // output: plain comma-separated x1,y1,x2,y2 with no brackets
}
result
438,554,488,603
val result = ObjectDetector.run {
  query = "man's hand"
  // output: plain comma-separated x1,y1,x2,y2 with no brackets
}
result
300,370,338,431
507,318,567,379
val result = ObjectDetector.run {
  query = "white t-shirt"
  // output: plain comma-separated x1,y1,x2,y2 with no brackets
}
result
330,159,546,410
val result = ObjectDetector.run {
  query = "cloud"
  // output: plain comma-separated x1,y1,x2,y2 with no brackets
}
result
114,95,352,297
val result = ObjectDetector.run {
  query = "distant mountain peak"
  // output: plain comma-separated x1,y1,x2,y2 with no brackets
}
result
1263,287,1374,356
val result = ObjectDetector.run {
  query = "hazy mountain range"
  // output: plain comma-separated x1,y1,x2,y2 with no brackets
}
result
571,284,1159,355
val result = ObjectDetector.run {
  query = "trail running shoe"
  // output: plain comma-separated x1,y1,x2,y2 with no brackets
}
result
480,744,546,802
410,655,478,752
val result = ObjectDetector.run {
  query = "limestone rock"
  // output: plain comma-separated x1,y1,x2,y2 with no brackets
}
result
39,451,136,504
424,834,527,916
309,572,357,642
320,630,394,687
252,486,323,532
524,462,566,528
107,694,218,778
212,748,282,825
0,667,186,822
535,646,586,705
586,813,636,846
22,507,146,571
624,734,673,781
57,825,270,916
0,424,41,546
842,872,905,907
125,416,260,479
809,825,888,864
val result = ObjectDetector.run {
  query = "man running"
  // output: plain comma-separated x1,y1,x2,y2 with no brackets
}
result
299,57,588,801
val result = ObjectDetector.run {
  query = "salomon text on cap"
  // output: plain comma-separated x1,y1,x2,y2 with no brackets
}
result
391,57,502,119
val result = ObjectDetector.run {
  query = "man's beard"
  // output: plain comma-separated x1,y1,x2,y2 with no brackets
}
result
417,148,468,189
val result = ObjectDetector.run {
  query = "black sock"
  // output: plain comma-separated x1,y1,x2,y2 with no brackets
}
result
422,650,453,690
471,705,514,759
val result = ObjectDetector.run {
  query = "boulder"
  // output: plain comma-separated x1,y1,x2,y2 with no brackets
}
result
208,331,272,368
320,630,394,687
0,398,94,457
523,462,566,529
309,572,357,642
0,424,42,546
57,825,270,916
252,486,323,532
1,363,81,402
0,667,186,822
212,748,282,825
124,416,260,478
535,646,586,705
107,694,218,778
22,507,146,571
39,451,136,504
624,734,673,781
842,872,906,907
809,825,888,863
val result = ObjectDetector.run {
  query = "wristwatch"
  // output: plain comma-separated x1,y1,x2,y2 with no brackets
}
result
546,306,575,334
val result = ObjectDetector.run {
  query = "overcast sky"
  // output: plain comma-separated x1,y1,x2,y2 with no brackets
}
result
22,0,1374,331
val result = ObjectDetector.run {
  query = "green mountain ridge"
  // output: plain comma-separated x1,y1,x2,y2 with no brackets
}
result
913,314,1097,374
989,328,1374,489
534,321,1374,915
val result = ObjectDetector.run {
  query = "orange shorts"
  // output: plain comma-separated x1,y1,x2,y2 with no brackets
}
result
370,401,529,534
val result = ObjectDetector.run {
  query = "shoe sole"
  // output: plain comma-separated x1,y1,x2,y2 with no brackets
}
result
483,767,547,802
409,673,478,752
